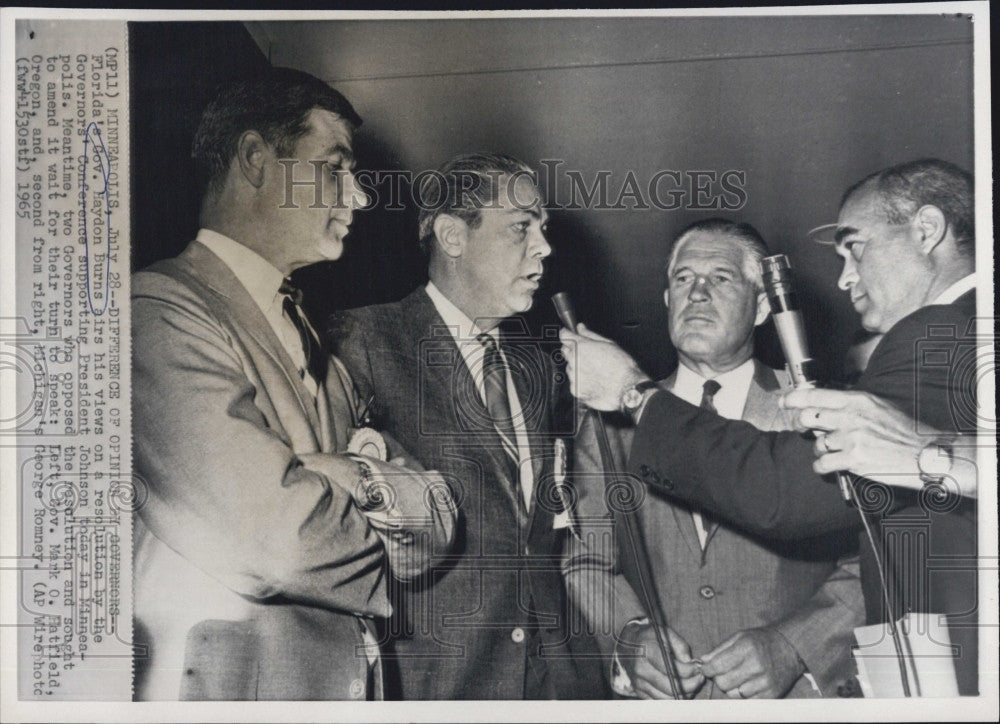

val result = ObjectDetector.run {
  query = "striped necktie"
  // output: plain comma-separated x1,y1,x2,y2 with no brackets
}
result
477,332,519,473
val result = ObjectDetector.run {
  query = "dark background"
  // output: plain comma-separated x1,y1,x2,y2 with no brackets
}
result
130,16,974,381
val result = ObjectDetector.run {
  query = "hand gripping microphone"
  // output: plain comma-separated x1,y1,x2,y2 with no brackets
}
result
761,255,852,502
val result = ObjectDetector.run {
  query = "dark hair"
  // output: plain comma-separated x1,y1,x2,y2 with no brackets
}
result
840,158,974,256
416,152,535,255
192,67,362,196
664,217,770,291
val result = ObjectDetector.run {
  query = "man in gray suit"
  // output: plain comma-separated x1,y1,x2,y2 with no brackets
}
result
131,68,454,701
335,153,607,699
564,219,864,699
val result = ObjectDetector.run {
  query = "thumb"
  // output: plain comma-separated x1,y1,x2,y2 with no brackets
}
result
666,627,693,662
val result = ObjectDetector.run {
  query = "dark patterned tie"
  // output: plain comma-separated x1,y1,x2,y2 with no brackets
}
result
477,332,520,473
697,378,722,536
700,378,721,413
279,278,326,385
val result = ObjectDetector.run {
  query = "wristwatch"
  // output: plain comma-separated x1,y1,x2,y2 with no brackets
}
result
917,437,955,485
351,456,386,511
620,379,660,415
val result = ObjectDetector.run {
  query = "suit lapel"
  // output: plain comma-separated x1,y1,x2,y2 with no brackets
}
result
659,373,705,558
409,290,524,517
697,362,782,550
700,361,784,548
178,242,323,445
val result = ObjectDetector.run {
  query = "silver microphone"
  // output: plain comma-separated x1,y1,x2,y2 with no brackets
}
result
761,255,817,388
761,254,852,502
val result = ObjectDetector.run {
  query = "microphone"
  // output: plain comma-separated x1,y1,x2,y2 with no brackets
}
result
761,255,817,388
761,254,852,502
552,291,579,332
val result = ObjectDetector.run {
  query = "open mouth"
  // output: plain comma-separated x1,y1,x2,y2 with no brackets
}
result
331,217,352,236
523,272,543,286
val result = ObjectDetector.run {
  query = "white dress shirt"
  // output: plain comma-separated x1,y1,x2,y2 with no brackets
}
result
198,229,319,396
930,273,975,305
669,359,756,548
425,282,535,509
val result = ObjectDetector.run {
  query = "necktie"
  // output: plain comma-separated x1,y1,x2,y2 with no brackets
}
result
476,332,520,474
700,378,721,413
695,378,722,542
279,278,327,385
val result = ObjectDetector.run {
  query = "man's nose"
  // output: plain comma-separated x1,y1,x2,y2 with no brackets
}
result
837,257,858,291
688,275,711,301
531,227,553,259
342,171,369,210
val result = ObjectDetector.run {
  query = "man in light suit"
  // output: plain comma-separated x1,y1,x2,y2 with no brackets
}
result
564,219,864,699
335,153,608,699
131,68,454,701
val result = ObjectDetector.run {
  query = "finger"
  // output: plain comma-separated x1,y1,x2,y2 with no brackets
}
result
780,388,854,411
712,660,758,694
700,634,743,677
665,627,694,661
736,675,770,699
635,658,684,698
679,671,706,696
812,450,853,476
632,668,678,699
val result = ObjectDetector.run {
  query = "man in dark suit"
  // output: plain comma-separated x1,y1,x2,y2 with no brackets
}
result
565,220,864,700
132,69,454,701
560,158,978,694
335,153,607,699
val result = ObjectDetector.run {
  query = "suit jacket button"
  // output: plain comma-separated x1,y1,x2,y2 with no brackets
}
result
661,477,674,491
699,585,716,600
349,678,365,699
511,627,525,643
639,464,651,476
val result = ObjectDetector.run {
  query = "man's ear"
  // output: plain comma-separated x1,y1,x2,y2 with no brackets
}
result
236,130,269,188
913,204,948,255
662,289,670,310
432,214,467,259
753,290,771,327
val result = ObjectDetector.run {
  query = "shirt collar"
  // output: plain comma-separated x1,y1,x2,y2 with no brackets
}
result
672,357,756,410
930,274,976,306
197,229,286,314
425,281,491,344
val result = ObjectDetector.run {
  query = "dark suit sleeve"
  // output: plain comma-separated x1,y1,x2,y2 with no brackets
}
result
132,274,389,616
628,391,859,540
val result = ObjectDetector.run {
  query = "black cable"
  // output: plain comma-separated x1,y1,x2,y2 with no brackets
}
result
591,410,685,699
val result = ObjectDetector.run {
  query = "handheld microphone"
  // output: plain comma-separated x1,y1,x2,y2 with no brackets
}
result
761,255,818,388
552,291,579,332
761,255,852,502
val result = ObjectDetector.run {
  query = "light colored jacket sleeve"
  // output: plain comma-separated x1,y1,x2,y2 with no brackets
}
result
132,274,391,616
562,411,649,659
771,553,865,695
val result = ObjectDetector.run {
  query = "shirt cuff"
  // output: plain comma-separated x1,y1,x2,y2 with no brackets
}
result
611,617,650,697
